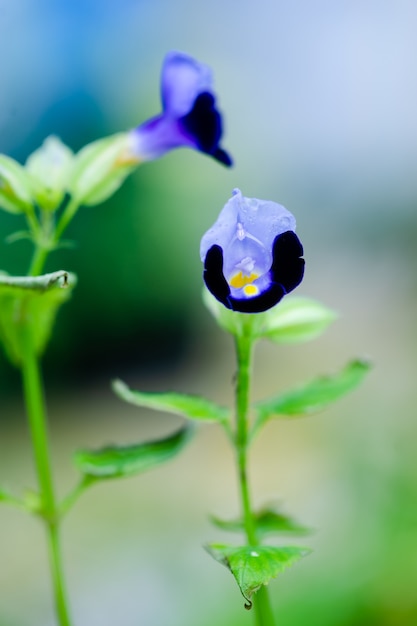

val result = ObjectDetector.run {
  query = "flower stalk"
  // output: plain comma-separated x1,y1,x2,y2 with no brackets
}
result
234,318,275,626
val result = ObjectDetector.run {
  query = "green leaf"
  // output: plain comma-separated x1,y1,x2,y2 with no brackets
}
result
210,506,310,539
254,359,370,432
0,270,77,366
69,133,138,206
0,487,13,503
206,544,311,608
112,379,230,426
26,136,74,211
74,424,192,479
0,154,34,214
0,487,26,510
257,296,337,344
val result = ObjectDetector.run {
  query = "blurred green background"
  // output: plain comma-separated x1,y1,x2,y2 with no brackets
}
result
1,0,417,624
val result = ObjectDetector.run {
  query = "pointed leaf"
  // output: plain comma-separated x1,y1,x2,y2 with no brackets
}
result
0,154,33,213
210,506,310,538
254,359,370,432
0,270,76,365
0,488,26,510
113,379,230,426
206,544,311,608
74,424,192,479
257,297,337,344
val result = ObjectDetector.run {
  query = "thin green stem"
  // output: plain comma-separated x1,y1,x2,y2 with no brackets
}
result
21,326,73,626
29,245,50,277
235,329,257,545
59,477,93,518
28,198,80,276
55,197,80,243
234,321,275,626
47,523,73,626
28,210,55,276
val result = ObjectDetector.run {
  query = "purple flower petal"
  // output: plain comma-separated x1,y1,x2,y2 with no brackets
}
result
130,51,232,166
161,52,212,116
201,189,305,313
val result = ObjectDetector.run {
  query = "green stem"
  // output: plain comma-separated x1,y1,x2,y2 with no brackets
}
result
234,322,275,626
235,329,257,545
28,198,80,276
29,245,50,277
55,197,80,243
21,327,73,626
59,477,93,518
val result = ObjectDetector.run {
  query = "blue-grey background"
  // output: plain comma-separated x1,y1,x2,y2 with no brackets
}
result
0,1,416,625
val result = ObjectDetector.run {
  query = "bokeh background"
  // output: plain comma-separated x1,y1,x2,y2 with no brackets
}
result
1,0,417,624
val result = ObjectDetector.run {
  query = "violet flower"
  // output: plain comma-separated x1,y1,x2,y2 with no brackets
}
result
129,51,232,166
201,189,304,313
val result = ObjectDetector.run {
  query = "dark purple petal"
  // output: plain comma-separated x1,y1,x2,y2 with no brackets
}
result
269,231,305,294
204,244,232,307
180,93,232,166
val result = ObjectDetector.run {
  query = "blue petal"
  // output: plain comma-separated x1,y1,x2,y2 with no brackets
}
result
129,51,232,166
130,115,191,160
200,189,296,266
203,232,305,313
161,51,212,117
202,190,304,313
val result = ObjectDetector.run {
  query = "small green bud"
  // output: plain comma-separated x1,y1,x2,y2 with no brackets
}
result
26,136,74,211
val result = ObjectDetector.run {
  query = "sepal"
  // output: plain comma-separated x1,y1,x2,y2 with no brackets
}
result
68,133,138,206
0,154,34,214
202,288,263,337
256,296,337,343
203,290,336,343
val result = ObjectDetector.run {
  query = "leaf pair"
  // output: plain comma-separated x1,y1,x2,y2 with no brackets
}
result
210,506,310,539
73,380,229,483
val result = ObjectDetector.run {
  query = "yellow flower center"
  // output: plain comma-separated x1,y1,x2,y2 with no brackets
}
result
243,284,259,297
229,271,259,289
